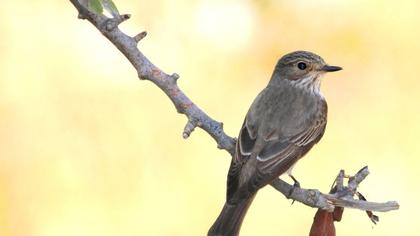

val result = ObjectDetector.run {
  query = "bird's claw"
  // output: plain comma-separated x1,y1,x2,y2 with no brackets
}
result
287,175,301,204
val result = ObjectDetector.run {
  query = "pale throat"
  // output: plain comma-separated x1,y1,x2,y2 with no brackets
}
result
289,74,323,97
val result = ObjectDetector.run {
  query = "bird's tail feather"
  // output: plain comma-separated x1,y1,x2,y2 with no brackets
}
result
208,195,255,236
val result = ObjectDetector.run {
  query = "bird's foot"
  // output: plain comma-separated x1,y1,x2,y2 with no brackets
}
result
287,175,301,204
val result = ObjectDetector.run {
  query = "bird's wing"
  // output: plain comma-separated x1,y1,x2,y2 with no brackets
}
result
256,115,327,174
227,120,257,199
228,115,325,199
238,120,257,159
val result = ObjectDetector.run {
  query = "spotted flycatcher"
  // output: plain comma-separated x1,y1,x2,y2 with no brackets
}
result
208,51,342,236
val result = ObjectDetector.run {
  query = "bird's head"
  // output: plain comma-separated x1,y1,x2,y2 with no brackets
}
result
272,51,342,93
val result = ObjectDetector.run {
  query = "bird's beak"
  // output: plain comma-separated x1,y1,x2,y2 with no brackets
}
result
321,65,342,72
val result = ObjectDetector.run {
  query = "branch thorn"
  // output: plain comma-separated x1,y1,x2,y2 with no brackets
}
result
183,119,198,139
78,13,87,19
104,15,130,31
134,31,148,43
137,72,147,80
171,73,180,81
120,14,131,20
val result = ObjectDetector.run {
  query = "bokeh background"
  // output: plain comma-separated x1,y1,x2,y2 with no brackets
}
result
0,0,418,235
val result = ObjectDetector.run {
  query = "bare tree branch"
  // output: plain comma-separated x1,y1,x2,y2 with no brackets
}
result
69,0,399,220
69,0,236,155
271,167,399,212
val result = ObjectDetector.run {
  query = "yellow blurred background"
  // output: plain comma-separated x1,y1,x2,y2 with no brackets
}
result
0,0,417,235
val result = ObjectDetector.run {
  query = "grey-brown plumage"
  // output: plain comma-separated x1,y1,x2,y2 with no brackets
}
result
208,51,341,236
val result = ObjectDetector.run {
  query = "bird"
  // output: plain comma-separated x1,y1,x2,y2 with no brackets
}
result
208,51,342,236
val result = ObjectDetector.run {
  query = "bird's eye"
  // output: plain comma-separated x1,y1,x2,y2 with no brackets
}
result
297,62,307,70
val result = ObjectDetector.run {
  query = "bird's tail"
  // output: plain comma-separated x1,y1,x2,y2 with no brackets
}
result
208,195,256,236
